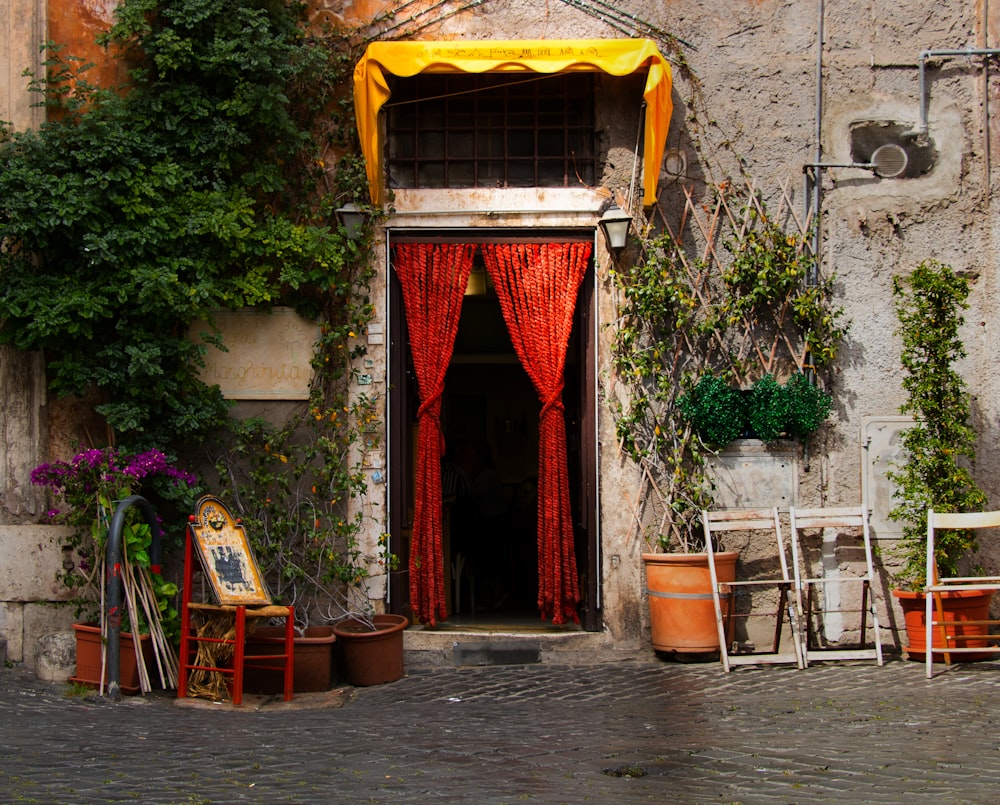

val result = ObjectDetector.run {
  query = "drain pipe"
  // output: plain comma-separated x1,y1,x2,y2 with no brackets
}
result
985,0,992,204
811,0,824,265
808,0,825,290
800,0,827,476
105,495,162,701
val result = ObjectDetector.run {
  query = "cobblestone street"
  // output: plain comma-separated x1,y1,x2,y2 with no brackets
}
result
3,656,1000,803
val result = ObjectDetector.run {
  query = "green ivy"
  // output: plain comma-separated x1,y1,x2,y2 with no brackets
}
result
887,260,987,588
0,0,368,450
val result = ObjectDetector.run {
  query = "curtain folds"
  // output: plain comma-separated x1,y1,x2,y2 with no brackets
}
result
480,242,593,624
392,242,475,625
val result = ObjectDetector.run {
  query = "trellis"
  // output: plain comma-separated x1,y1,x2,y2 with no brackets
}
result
610,177,843,550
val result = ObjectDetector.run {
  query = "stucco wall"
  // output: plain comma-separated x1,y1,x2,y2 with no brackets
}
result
3,0,999,664
347,0,1000,648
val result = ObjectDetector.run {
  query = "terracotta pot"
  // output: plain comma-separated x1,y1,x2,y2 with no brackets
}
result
642,552,738,654
893,588,998,661
243,625,337,694
332,613,408,686
70,623,154,695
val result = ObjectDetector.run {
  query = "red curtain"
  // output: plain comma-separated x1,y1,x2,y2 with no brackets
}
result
481,242,593,624
393,242,475,625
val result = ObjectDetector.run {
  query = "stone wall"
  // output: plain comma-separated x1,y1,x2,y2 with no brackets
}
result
0,525,77,668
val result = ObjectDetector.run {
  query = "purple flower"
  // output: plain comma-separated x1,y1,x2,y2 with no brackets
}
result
124,450,197,486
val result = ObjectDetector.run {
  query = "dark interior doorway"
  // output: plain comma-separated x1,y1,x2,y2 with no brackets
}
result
387,234,598,630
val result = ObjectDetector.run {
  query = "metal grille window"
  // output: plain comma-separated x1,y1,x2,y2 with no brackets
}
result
386,73,596,190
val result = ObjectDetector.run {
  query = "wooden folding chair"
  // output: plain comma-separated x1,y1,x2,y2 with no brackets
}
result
789,506,884,666
924,509,1000,678
177,495,295,705
705,508,805,672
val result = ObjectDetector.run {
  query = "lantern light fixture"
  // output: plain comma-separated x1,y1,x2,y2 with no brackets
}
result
598,202,632,254
336,202,367,241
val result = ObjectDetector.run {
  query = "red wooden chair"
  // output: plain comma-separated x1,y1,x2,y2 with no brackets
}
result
177,495,294,705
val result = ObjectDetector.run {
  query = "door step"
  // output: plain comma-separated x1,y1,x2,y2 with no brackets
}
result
453,640,540,666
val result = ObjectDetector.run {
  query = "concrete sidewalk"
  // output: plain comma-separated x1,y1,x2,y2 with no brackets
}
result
2,655,999,803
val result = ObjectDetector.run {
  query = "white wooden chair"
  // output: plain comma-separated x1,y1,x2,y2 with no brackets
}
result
705,508,805,672
924,509,1000,678
789,506,884,666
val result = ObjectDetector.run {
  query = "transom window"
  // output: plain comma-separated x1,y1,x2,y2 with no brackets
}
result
386,72,596,190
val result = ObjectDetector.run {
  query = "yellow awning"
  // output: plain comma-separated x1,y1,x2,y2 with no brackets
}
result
353,39,673,207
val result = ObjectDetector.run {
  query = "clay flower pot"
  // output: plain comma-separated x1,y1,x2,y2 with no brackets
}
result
333,613,408,686
70,623,154,695
243,625,337,694
642,552,738,654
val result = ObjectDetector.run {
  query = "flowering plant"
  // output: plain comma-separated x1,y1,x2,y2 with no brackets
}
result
31,447,200,641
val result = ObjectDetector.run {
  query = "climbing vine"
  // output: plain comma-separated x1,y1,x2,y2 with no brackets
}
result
610,180,846,551
1,0,391,623
887,260,987,588
0,0,371,450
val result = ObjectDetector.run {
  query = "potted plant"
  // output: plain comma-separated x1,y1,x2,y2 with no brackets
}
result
31,446,199,694
640,533,738,656
680,373,832,447
213,388,405,689
609,187,845,657
783,372,833,440
886,260,993,660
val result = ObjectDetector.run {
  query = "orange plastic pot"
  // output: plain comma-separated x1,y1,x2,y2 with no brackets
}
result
894,588,998,662
642,552,737,654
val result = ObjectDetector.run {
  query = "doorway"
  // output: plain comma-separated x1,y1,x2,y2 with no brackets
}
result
387,233,599,630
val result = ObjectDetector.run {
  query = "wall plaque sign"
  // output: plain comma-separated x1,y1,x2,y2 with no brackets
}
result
191,308,318,400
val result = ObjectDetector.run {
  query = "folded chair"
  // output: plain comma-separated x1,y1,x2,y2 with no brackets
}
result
705,507,805,672
177,495,294,705
789,506,884,666
924,509,1000,679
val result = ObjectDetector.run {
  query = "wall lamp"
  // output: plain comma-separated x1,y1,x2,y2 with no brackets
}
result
598,202,633,255
336,202,367,241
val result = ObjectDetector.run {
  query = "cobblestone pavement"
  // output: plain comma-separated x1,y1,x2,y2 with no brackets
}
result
2,655,1000,804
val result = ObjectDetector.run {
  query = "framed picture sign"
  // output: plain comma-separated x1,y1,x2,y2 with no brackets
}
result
189,495,272,606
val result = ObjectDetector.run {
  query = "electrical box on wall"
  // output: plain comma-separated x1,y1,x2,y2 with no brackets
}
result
861,416,913,539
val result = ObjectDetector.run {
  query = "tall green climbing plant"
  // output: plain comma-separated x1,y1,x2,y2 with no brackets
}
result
0,0,370,450
887,260,987,588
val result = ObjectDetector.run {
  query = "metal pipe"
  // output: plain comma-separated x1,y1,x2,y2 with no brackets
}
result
809,0,825,290
804,162,875,171
802,0,827,473
984,0,992,206
909,48,1000,137
105,495,161,702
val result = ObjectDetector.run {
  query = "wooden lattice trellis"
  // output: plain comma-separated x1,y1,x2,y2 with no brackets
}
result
610,177,843,550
